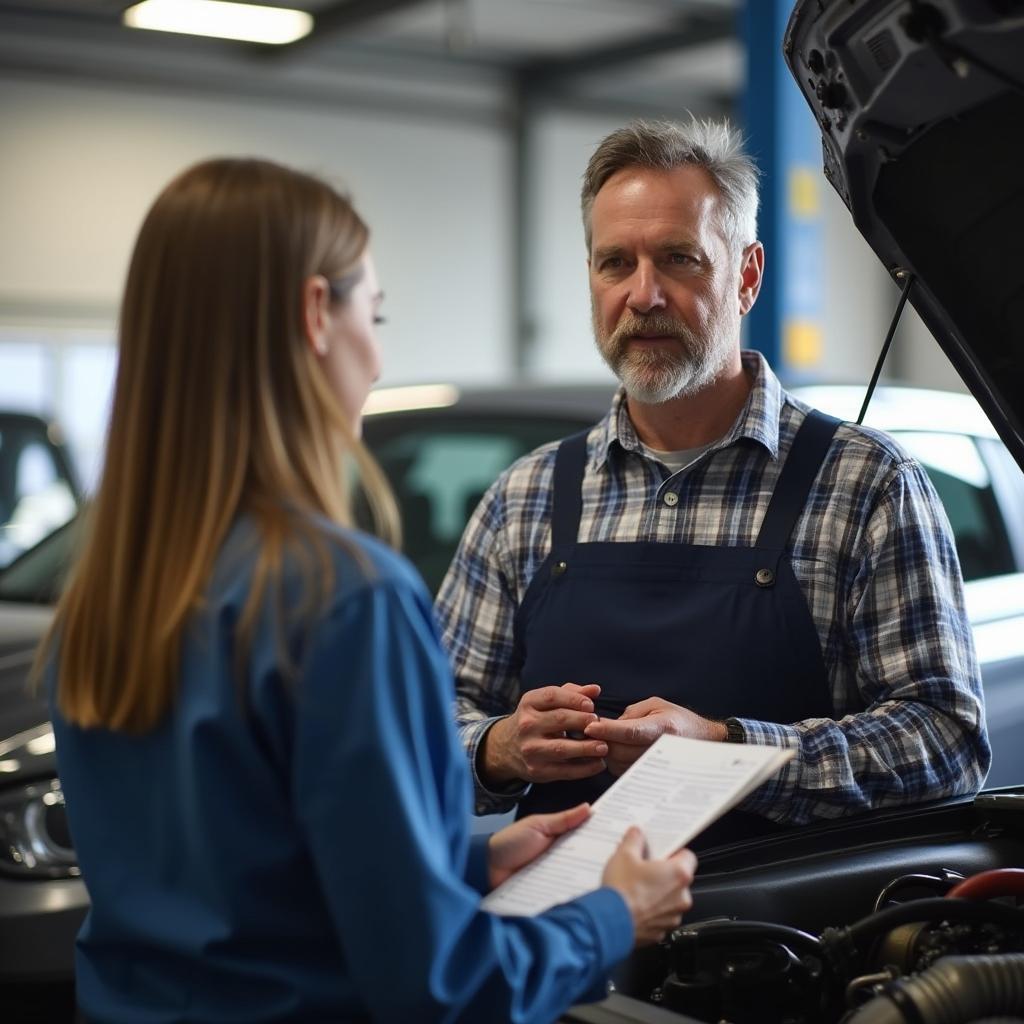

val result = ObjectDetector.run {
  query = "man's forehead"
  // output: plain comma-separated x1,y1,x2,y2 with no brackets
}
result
592,237,701,259
590,165,729,244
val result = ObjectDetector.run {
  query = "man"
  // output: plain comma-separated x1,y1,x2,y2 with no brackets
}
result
435,118,990,844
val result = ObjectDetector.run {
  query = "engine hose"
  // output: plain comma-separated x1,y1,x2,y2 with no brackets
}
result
843,898,1024,948
671,919,822,956
948,870,1024,901
846,954,1024,1024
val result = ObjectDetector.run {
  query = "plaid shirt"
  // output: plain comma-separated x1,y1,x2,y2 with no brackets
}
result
435,352,991,822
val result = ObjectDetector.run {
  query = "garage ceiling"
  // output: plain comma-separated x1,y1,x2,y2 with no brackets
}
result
0,0,744,123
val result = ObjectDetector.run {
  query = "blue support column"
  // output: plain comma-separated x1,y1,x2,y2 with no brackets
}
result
742,0,824,380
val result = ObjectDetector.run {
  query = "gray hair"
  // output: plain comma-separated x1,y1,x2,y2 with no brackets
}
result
581,117,760,254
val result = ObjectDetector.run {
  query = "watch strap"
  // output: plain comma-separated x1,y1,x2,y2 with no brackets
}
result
724,718,746,744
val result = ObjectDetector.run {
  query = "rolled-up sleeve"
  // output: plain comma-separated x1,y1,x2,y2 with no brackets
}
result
737,458,991,824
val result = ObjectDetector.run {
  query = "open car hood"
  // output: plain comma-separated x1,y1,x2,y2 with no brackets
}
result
784,0,1024,469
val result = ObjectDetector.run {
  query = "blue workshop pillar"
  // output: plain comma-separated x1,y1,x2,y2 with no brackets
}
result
742,0,824,380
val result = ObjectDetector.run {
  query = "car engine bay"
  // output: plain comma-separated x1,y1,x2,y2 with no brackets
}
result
564,793,1024,1023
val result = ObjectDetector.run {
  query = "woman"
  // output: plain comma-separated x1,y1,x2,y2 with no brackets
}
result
44,158,696,1023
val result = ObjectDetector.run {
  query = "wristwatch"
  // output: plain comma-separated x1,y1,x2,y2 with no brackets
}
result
723,718,745,744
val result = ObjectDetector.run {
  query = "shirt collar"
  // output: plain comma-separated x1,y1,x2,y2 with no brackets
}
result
593,349,784,471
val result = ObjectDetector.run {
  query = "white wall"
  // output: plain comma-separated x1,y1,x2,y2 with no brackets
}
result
527,108,623,382
0,73,513,384
819,182,892,383
0,72,514,483
895,306,970,393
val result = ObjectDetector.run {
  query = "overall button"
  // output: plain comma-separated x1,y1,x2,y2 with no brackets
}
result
754,567,775,587
662,491,679,507
552,560,568,577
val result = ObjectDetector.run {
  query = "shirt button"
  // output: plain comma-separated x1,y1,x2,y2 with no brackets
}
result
663,491,679,507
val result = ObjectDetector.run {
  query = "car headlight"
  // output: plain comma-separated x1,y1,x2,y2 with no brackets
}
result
0,778,79,879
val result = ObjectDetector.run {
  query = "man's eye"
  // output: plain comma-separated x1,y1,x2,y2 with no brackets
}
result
667,252,695,265
600,257,624,271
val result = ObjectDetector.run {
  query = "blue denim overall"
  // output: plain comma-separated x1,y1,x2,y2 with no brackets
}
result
511,410,841,847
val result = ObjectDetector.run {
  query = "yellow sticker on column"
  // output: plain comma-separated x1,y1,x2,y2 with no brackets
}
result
788,166,820,219
784,319,823,368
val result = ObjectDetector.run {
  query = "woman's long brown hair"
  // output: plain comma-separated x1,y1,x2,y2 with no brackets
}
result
44,158,398,733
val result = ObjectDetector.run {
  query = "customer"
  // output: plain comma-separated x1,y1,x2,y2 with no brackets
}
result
42,158,696,1023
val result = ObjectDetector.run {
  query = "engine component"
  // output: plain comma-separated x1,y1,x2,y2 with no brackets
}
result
845,954,1024,1023
872,869,964,911
949,870,1024,901
652,891,1024,1023
656,919,833,1024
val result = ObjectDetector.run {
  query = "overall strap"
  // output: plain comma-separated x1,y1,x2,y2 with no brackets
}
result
551,430,590,549
755,410,842,551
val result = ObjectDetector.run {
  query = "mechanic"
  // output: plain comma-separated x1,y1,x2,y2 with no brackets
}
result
43,157,696,1023
436,117,991,846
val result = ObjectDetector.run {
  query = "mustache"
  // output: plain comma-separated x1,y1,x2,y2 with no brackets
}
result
606,312,696,352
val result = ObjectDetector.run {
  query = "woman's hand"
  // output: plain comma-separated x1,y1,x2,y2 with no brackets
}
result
487,803,591,890
602,827,697,947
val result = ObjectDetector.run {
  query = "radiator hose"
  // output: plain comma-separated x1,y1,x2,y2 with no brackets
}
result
847,955,1024,1024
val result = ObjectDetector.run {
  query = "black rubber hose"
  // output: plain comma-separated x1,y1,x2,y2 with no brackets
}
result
672,919,822,956
843,898,1024,948
845,955,1024,1024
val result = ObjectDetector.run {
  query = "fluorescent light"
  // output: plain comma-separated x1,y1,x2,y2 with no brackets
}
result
123,0,313,46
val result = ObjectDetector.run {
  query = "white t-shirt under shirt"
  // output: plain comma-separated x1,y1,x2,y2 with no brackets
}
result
640,439,717,475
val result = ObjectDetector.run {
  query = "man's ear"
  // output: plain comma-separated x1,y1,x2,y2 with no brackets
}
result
738,242,764,316
302,275,331,357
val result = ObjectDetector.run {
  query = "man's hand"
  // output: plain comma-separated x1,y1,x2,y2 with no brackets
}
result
479,683,609,787
487,803,591,889
584,698,727,776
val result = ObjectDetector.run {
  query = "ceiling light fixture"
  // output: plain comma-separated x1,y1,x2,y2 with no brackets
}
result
122,0,314,46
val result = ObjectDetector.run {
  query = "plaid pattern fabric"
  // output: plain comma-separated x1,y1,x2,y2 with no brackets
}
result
435,351,991,822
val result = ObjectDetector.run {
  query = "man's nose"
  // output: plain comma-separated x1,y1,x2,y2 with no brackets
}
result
626,263,667,314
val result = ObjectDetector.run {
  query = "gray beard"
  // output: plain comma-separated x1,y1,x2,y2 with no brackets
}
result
593,310,731,404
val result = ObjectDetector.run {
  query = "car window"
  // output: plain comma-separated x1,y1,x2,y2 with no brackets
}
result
0,418,79,570
363,414,590,594
894,431,1016,582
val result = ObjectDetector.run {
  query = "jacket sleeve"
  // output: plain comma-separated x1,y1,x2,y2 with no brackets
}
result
292,565,633,1022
